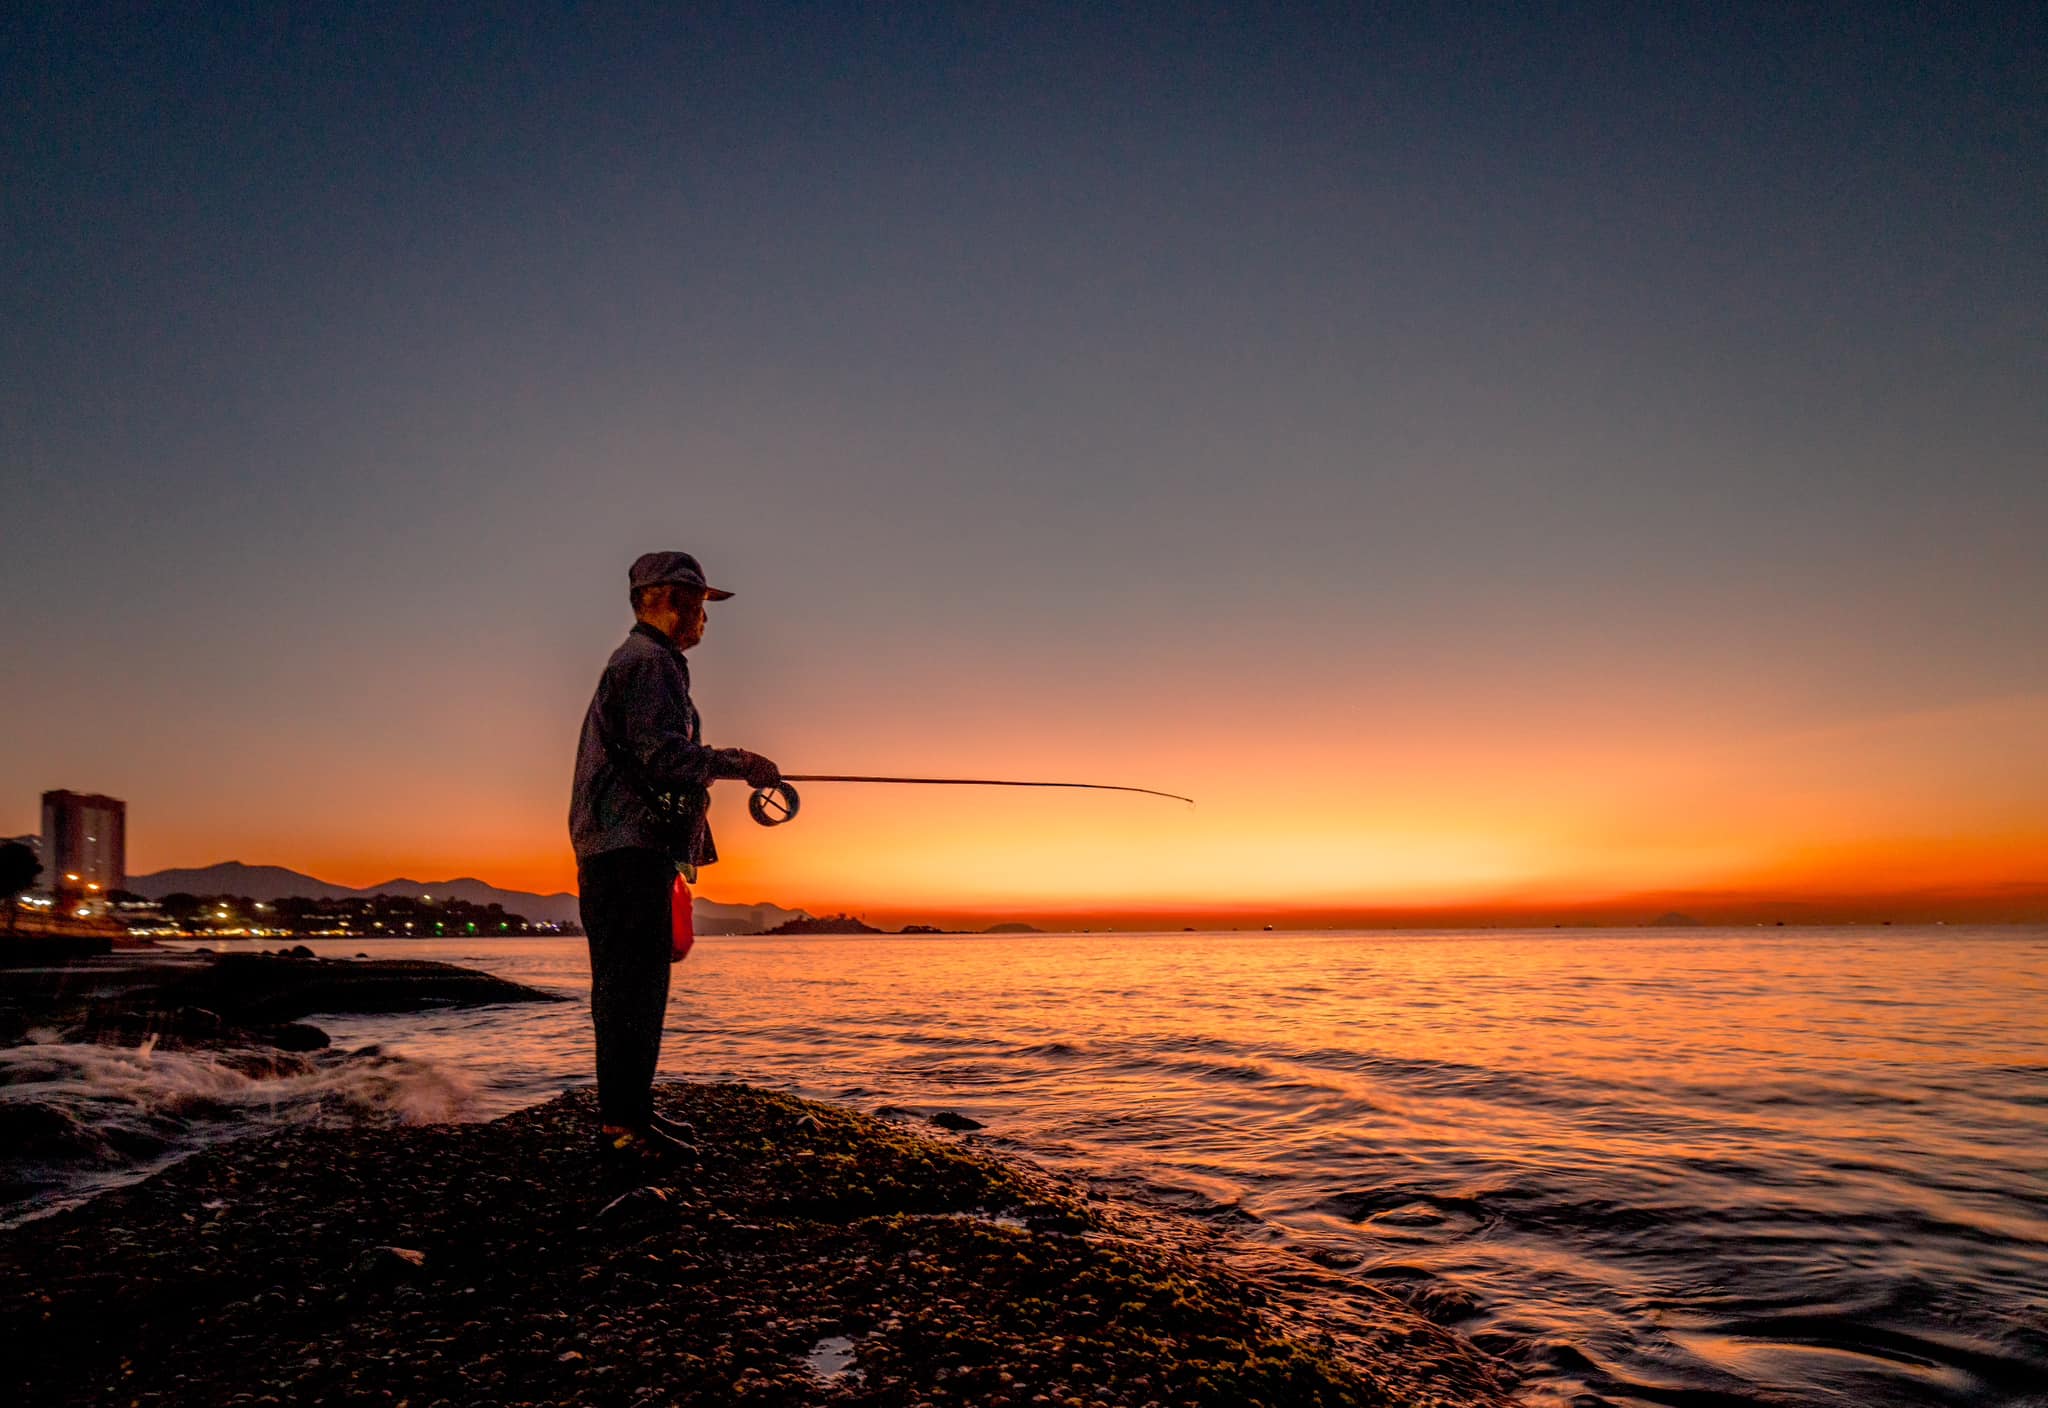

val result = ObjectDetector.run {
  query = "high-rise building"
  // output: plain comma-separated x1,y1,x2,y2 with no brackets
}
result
41,790,125,898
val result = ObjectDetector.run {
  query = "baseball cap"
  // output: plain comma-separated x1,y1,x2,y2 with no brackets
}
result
628,551,734,601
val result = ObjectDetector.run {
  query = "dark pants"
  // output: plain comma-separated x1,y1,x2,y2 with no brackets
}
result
577,847,674,1127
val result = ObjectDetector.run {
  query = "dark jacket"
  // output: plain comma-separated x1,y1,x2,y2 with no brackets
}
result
569,623,744,866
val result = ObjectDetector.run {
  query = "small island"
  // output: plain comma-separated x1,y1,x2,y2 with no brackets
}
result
761,913,888,935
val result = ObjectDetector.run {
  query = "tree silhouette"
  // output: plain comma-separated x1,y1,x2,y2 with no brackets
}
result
0,842,41,933
158,893,203,926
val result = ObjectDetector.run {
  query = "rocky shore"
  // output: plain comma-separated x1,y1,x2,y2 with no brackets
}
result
0,949,562,1205
2,1081,1513,1407
0,947,561,1050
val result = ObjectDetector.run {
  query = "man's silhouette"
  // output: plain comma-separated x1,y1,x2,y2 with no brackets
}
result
569,551,779,1160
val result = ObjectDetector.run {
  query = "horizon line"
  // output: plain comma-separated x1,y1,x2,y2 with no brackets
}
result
114,858,2048,927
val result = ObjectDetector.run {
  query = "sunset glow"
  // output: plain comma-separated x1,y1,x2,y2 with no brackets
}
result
6,6,2042,930
38,675,2040,927
8,11,2048,1407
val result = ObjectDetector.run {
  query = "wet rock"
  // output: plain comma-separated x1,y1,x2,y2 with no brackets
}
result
60,1004,331,1055
0,935,113,964
353,1245,427,1284
257,1021,330,1052
1,953,560,1069
158,953,562,1023
928,1111,983,1131
0,1100,104,1160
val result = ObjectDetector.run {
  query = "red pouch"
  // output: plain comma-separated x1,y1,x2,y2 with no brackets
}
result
670,872,695,964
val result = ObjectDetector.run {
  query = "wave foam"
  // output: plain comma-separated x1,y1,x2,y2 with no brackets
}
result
0,1036,475,1220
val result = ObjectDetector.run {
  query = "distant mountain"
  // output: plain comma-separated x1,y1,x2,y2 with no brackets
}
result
130,862,359,903
128,862,808,932
353,875,582,926
690,898,812,935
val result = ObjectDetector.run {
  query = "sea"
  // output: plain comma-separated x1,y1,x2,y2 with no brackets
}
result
4,926,2044,1408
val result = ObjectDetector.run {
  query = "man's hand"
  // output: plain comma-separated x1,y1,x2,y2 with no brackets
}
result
725,749,782,789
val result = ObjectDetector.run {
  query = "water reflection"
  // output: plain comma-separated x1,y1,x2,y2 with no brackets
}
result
177,928,2048,1405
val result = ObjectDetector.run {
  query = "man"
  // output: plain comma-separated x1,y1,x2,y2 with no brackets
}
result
570,550,780,1161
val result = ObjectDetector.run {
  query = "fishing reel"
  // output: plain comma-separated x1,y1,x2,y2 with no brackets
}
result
748,780,802,826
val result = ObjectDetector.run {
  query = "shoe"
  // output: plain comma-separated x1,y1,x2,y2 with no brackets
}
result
598,1124,698,1164
648,1112,698,1142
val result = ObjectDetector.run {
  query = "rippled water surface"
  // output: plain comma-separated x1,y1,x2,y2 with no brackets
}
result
14,926,2048,1406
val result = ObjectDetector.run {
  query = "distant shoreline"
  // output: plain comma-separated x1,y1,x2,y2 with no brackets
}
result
85,859,2048,934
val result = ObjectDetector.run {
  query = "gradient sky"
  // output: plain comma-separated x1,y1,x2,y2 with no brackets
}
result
5,4,2045,923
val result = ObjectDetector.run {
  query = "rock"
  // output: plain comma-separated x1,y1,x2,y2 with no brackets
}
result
59,1003,333,1056
257,1021,330,1052
156,953,563,1023
589,1185,676,1232
0,935,113,964
352,1246,427,1284
0,1100,104,1160
929,1111,984,1132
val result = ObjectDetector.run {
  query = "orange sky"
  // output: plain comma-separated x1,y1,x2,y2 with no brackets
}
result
28,656,2041,926
7,0,2046,932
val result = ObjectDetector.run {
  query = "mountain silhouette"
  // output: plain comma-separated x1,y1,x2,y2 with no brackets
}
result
127,861,808,932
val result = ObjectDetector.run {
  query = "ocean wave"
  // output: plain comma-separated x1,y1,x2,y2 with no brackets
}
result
0,1036,472,1221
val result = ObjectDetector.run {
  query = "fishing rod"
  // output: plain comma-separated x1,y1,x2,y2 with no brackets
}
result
747,775,1194,826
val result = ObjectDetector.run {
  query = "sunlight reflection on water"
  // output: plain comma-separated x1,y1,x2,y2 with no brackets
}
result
101,927,2048,1406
